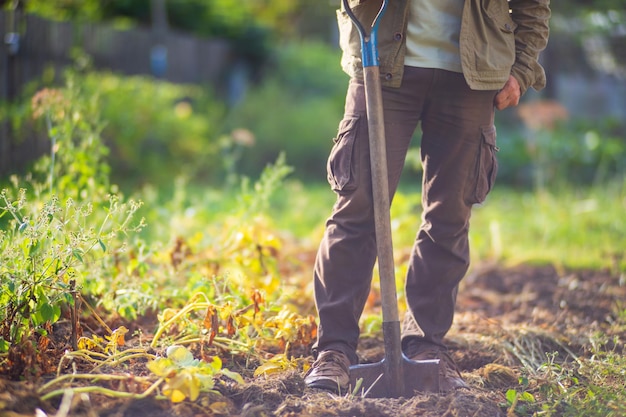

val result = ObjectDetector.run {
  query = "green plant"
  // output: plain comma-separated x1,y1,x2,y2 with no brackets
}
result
24,78,110,201
526,341,626,417
0,189,142,352
82,71,227,189
504,376,536,416
0,73,144,367
496,114,626,188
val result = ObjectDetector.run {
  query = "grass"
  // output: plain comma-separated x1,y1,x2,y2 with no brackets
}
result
183,177,626,277
368,181,626,273
469,182,626,271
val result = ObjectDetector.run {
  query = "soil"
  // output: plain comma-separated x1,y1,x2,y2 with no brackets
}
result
1,264,625,417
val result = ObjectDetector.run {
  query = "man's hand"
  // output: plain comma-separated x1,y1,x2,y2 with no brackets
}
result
494,75,521,110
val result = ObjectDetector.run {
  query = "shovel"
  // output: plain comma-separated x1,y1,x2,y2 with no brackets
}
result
342,0,439,398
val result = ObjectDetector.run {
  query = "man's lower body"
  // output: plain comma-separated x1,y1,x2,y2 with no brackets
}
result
305,67,499,393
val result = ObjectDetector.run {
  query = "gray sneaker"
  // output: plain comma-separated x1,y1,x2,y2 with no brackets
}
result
304,350,350,393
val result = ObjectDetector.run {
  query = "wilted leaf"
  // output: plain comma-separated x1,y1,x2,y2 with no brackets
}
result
203,305,218,345
253,354,295,377
164,387,187,403
166,345,196,367
252,290,264,316
187,374,200,401
105,326,129,353
254,361,285,377
147,357,176,378
209,355,223,372
159,308,178,323
226,316,236,336
78,335,103,351
163,369,204,402
221,368,244,384
38,335,50,351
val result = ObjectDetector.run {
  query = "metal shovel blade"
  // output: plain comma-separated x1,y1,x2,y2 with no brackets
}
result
349,356,440,398
348,321,440,398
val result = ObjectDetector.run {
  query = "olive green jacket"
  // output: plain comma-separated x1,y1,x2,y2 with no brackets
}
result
337,0,551,94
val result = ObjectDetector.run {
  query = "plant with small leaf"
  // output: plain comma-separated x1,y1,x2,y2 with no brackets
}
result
0,189,143,355
0,74,144,373
147,345,243,403
505,378,536,416
253,352,310,377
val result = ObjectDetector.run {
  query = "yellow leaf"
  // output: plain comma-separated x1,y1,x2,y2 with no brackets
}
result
77,335,103,351
188,374,200,401
254,361,285,377
209,355,222,372
77,337,95,351
147,358,176,377
159,308,178,323
108,326,129,346
165,388,186,403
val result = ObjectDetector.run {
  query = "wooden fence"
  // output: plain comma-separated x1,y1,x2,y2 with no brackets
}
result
0,10,234,175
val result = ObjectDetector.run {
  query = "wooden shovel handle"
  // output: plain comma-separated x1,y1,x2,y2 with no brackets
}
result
362,64,399,326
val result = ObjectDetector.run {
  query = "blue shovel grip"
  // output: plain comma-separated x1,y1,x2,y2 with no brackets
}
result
342,0,389,68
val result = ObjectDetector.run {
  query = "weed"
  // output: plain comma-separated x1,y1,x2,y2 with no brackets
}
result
0,72,143,367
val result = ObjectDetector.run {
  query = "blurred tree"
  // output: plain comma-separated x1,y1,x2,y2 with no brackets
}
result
21,0,103,20
17,0,305,37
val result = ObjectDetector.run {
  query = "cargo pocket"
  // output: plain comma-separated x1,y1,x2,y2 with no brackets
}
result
327,116,360,193
471,125,499,204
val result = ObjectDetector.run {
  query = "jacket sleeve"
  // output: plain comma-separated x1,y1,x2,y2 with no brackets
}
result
509,0,551,94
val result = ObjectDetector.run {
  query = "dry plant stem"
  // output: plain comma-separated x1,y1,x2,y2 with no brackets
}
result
501,326,582,376
39,373,156,393
40,377,165,401
90,351,158,372
78,294,113,334
361,373,384,398
176,335,251,349
150,295,212,348
70,279,78,350
57,351,106,375
57,349,156,376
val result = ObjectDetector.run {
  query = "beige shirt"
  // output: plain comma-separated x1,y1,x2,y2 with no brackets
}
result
405,0,464,73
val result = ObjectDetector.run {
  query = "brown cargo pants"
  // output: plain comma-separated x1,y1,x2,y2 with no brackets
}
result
312,66,499,365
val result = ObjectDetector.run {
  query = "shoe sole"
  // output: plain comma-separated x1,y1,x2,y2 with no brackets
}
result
305,379,347,394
